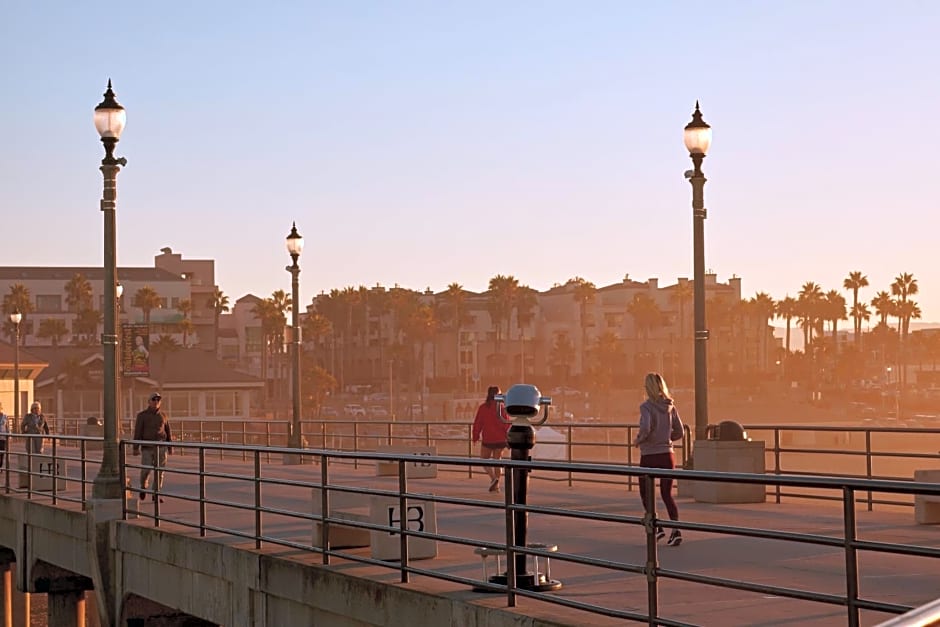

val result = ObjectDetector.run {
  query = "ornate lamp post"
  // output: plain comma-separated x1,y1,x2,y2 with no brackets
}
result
684,101,712,443
286,223,304,452
9,310,22,423
92,80,127,499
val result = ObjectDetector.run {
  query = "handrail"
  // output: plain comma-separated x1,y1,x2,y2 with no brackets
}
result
3,433,940,625
876,596,940,626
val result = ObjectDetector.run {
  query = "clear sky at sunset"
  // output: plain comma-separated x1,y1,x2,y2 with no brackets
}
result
2,2,938,321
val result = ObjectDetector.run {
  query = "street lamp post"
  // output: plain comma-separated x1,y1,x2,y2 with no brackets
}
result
9,310,22,423
684,101,713,444
92,80,127,499
286,223,304,452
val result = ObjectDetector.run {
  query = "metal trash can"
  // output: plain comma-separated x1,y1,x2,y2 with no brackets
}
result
706,420,747,441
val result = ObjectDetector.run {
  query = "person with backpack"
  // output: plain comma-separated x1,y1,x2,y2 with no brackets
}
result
634,373,685,547
21,402,50,454
133,393,173,501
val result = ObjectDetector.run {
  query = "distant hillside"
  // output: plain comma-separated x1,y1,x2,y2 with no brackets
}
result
772,322,940,353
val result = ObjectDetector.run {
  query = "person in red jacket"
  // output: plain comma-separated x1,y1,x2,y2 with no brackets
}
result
472,385,511,492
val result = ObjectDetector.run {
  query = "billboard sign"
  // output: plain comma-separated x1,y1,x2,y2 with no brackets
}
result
121,323,150,376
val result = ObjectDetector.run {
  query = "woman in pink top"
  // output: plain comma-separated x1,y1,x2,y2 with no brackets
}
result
472,385,511,492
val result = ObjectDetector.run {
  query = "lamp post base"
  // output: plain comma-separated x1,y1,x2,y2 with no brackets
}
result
91,474,127,501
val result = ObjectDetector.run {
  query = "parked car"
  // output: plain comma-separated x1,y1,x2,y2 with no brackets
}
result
369,405,390,419
343,403,367,418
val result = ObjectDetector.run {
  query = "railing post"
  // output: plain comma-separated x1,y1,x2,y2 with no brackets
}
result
321,455,330,565
80,440,87,503
398,460,410,584
353,422,360,470
642,473,659,626
504,462,516,607
843,485,860,627
199,447,207,537
242,423,247,462
865,430,874,511
567,425,573,488
774,428,782,504
51,437,58,505
254,450,262,550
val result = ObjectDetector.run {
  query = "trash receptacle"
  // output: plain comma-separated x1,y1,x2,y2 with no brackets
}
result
706,420,747,441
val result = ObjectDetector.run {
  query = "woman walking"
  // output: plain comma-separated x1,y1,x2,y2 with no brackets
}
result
472,385,511,492
634,372,685,546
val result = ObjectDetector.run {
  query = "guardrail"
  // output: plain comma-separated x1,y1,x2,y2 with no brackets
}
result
119,441,940,625
2,434,940,625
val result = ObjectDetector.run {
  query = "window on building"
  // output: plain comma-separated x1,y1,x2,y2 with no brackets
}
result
245,327,262,353
36,295,63,313
171,297,180,309
206,391,242,417
164,391,197,418
159,297,168,309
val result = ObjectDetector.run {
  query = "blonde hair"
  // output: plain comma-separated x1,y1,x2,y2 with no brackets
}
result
644,372,672,402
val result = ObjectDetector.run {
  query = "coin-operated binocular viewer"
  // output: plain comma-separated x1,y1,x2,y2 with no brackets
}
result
490,384,562,591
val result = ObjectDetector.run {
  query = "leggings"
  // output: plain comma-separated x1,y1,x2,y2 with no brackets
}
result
639,452,679,521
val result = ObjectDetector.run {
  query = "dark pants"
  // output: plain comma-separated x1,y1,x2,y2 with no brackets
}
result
0,439,6,469
639,452,679,521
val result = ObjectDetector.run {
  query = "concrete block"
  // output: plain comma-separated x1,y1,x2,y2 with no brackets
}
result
375,445,438,478
914,469,940,524
79,425,104,451
311,487,371,549
17,456,68,491
369,494,437,561
693,440,766,504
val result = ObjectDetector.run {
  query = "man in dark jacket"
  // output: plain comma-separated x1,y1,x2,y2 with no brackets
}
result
133,393,173,500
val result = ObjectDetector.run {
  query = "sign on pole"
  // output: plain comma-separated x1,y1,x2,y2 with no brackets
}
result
121,323,150,376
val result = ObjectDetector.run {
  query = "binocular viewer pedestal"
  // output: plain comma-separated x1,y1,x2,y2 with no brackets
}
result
475,406,562,593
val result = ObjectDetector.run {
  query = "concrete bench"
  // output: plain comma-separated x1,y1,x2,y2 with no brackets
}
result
369,494,437,561
312,487,439,561
913,469,940,524
473,542,558,580
375,445,437,478
16,456,68,491
311,487,372,548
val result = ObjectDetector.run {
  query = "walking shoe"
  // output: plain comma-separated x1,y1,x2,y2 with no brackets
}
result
655,526,666,542
139,491,146,501
489,477,500,492
667,530,682,546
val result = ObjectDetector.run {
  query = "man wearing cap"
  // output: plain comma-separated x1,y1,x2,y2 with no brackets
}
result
133,393,173,500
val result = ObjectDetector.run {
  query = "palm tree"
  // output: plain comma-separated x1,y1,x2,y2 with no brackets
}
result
2,284,33,344
302,312,333,366
823,290,847,351
150,334,180,389
514,286,538,381
176,298,194,347
73,309,103,345
850,302,871,350
670,281,693,340
569,277,596,381
750,292,775,371
37,318,69,347
588,331,623,416
797,282,824,349
133,286,163,328
549,334,576,419
367,286,391,379
843,271,869,345
440,283,468,381
871,291,893,326
486,275,518,363
775,295,798,357
626,293,663,354
207,288,230,353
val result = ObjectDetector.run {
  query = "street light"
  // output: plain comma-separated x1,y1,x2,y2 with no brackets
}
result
684,101,712,444
9,310,21,423
92,80,127,499
285,223,304,453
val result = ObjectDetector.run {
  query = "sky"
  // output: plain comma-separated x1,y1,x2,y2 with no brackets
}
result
3,2,939,321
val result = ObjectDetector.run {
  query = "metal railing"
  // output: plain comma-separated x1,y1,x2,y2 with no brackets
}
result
3,433,940,625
